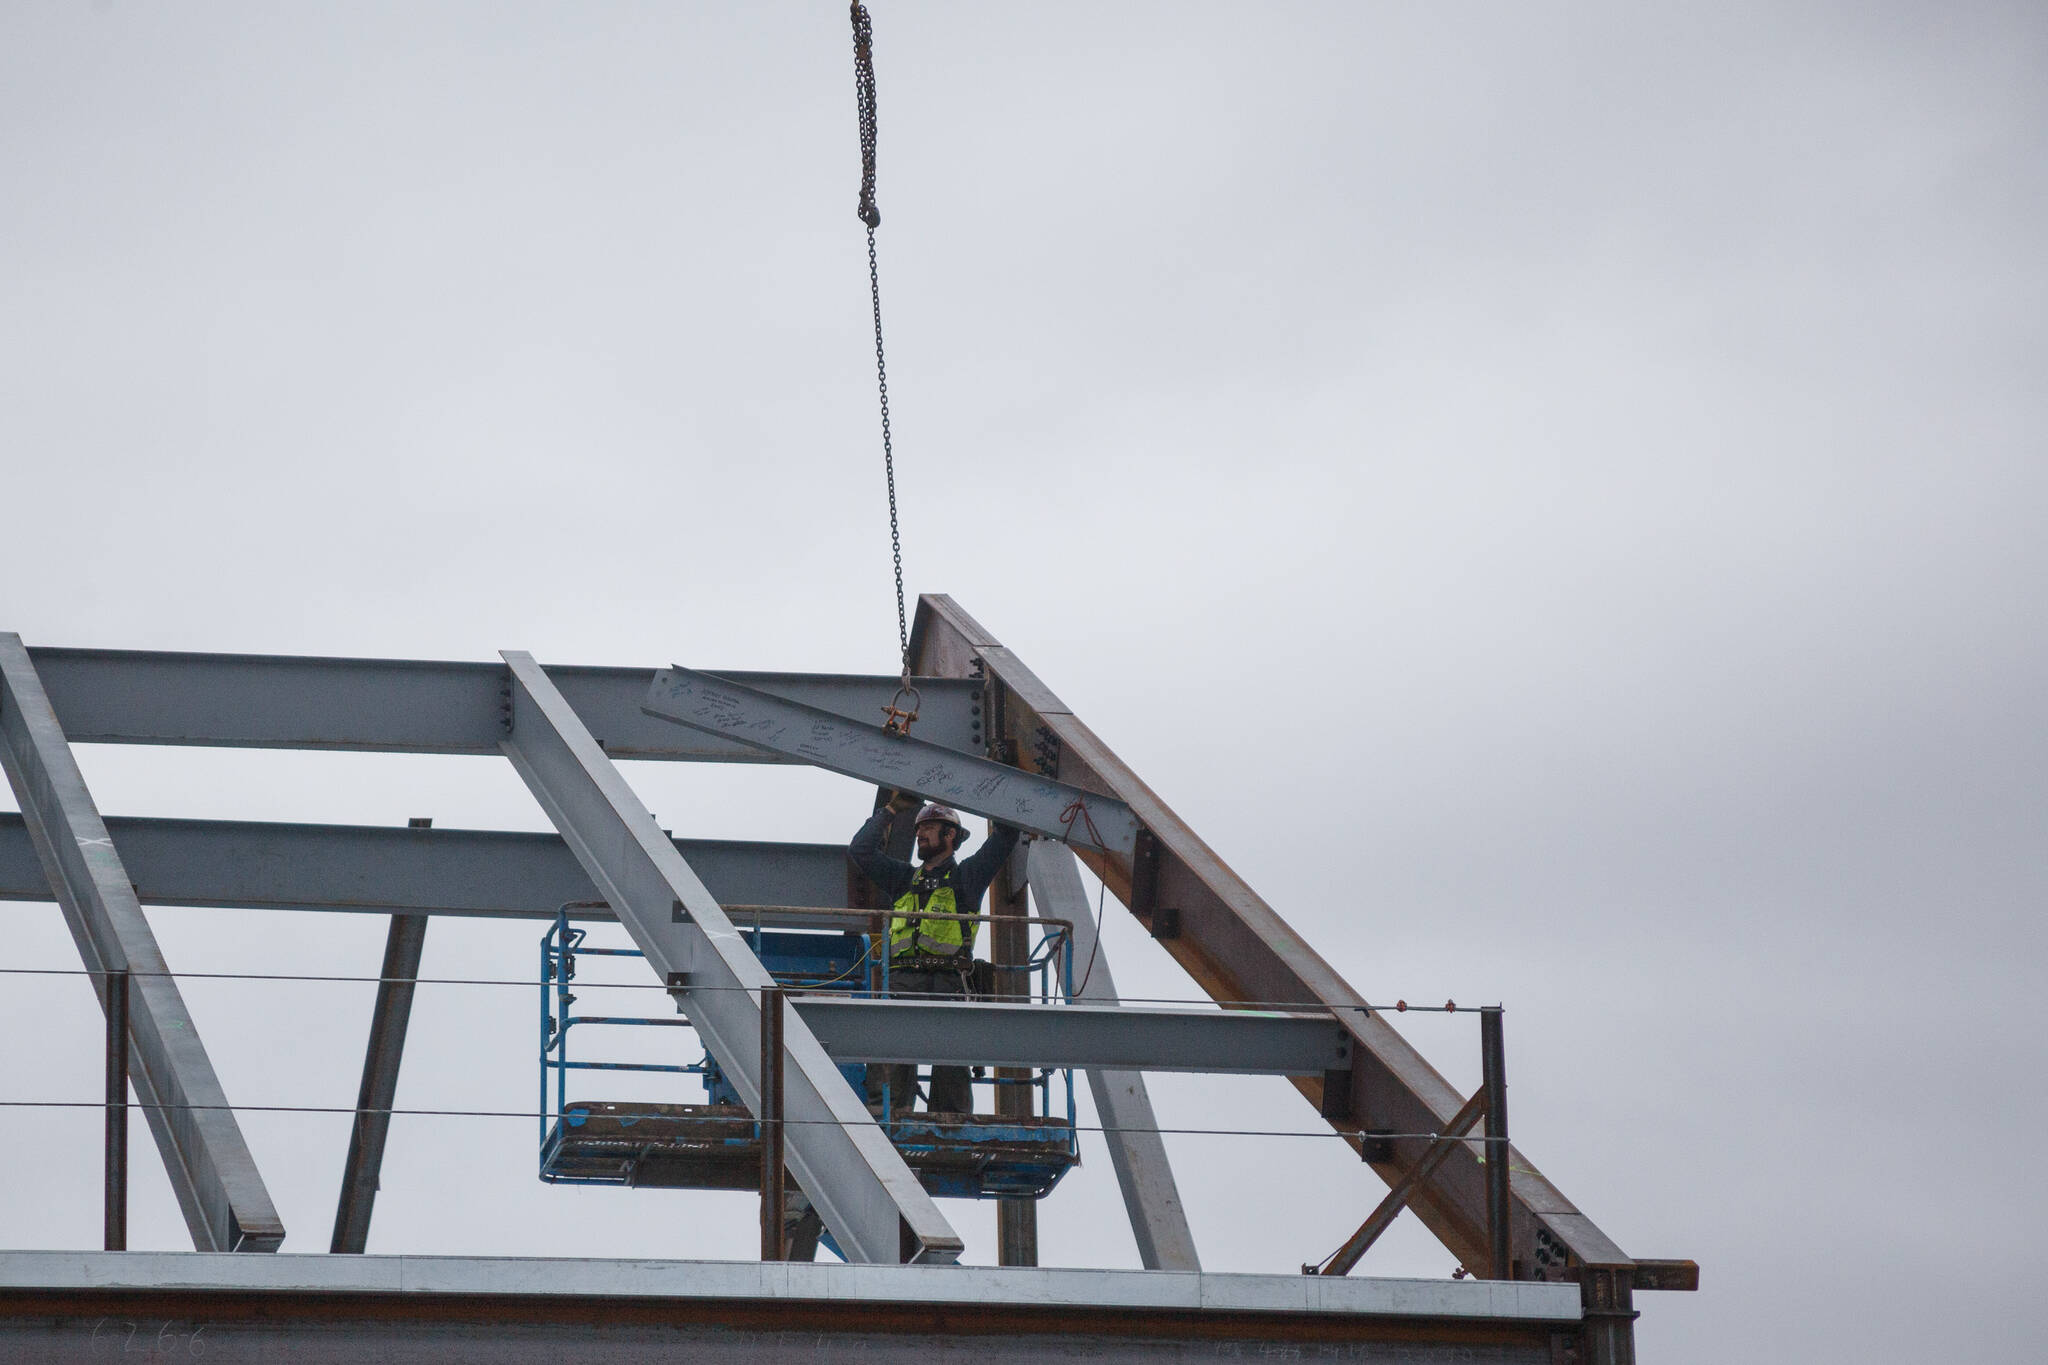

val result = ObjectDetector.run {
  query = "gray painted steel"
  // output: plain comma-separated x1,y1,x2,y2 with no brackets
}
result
0,1323,1555,1364
1027,841,1203,1272
796,996,1350,1074
497,651,961,1265
644,665,1141,855
331,915,427,1255
0,815,856,923
0,1253,1578,1364
0,1249,1581,1316
27,647,981,761
0,636,283,1254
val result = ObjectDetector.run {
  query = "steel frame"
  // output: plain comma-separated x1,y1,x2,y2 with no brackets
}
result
27,648,983,760
497,651,962,1264
906,596,1659,1336
0,607,1683,1359
0,635,284,1253
643,665,1141,855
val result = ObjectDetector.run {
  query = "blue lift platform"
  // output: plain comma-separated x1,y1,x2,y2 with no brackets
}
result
538,911,1081,1205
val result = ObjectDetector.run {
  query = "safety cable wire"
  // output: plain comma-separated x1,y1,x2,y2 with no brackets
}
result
0,1097,1509,1148
850,1,909,677
0,965,1483,1014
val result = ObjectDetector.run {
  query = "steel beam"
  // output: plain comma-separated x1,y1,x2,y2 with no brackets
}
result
1025,840,1201,1271
795,996,1348,1074
908,595,1636,1297
26,647,982,760
497,650,961,1265
989,849,1038,1268
0,635,284,1253
103,970,128,1252
643,665,1140,856
1323,1088,1488,1277
0,1250,1586,1364
1482,1007,1511,1281
330,913,428,1254
0,815,860,925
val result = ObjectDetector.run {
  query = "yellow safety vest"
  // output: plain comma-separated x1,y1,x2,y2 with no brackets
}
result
890,862,974,961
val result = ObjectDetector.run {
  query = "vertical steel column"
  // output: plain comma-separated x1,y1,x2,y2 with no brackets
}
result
103,969,129,1252
1481,1007,1510,1280
330,907,429,1254
990,848,1038,1267
761,987,787,1261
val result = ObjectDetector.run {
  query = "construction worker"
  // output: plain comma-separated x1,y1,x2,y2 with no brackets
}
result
849,793,1021,1115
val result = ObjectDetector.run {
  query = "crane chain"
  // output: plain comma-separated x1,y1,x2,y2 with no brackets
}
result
850,1,908,681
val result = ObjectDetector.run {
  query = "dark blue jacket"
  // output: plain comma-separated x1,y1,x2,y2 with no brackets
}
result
849,810,1021,957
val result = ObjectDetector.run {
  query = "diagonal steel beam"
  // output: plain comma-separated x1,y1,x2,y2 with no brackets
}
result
643,665,1141,856
0,635,283,1252
498,651,961,1265
330,912,427,1254
909,595,1636,1287
1025,841,1202,1271
1321,1087,1487,1276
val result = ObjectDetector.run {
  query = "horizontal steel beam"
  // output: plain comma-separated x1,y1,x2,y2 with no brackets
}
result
0,636,283,1253
25,647,982,761
0,815,859,924
644,666,1141,856
0,1250,1584,1364
500,651,961,1265
796,997,1352,1074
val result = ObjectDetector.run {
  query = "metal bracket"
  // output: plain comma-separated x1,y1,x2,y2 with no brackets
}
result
1318,1067,1354,1120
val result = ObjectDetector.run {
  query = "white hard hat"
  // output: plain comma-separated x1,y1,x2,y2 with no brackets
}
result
914,802,971,847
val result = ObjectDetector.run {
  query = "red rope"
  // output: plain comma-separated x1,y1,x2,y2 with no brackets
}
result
1057,797,1106,849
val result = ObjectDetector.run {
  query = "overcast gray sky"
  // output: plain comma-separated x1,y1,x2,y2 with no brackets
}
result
2,3,2043,1361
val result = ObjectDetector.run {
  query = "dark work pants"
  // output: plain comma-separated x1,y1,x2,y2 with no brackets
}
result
865,966,973,1116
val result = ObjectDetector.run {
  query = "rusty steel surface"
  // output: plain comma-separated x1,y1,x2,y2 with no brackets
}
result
1324,1090,1489,1277
1481,1008,1511,1281
0,1311,1565,1365
906,596,1636,1296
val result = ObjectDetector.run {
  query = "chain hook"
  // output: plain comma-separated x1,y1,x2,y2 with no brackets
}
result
882,679,921,736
